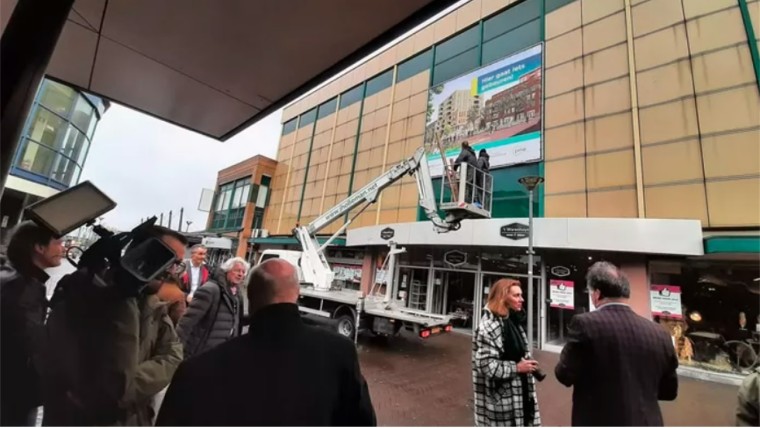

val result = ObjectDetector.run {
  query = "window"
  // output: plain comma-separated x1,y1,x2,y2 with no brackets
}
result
70,95,96,135
432,47,480,85
27,108,65,148
650,260,760,376
545,0,576,13
299,108,317,128
232,181,251,208
282,117,298,135
482,20,541,65
17,139,56,176
435,25,480,64
317,97,338,119
483,0,541,42
59,125,89,165
339,84,365,109
397,49,433,82
365,69,394,97
50,155,81,185
38,81,76,117
216,183,234,212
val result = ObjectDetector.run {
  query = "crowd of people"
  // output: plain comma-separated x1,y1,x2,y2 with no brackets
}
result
1,220,758,427
0,221,375,426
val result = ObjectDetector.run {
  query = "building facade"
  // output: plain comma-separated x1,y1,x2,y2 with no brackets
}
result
206,155,277,262
1,78,109,239
261,0,760,382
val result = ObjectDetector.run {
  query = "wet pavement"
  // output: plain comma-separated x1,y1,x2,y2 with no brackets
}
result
357,330,741,426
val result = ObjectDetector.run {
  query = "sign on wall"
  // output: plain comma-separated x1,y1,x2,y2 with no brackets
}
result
550,279,575,310
500,223,529,240
650,285,682,319
333,264,362,283
424,45,543,177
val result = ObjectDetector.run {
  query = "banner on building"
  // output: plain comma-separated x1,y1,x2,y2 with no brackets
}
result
332,264,362,283
424,44,543,177
550,279,575,310
650,285,682,319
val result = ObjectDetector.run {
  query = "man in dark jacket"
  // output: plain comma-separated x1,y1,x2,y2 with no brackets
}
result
555,261,678,426
176,257,248,359
0,221,64,426
42,225,185,426
156,258,376,426
452,141,479,203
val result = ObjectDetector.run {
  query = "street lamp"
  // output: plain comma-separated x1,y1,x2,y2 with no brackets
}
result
518,175,544,351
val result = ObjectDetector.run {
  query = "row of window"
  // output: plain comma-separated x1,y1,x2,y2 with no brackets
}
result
282,0,556,137
12,80,104,188
210,175,272,231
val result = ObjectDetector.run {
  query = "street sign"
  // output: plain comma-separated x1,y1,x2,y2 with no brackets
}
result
500,223,529,240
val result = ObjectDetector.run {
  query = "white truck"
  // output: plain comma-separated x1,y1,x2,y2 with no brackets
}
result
258,147,492,340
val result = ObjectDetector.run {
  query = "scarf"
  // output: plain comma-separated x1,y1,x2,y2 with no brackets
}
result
501,310,535,424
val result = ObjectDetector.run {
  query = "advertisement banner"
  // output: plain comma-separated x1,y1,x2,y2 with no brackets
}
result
550,279,575,310
650,285,682,319
332,264,362,283
424,44,543,177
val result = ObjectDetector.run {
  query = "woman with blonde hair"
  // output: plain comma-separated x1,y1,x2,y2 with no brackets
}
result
472,278,542,426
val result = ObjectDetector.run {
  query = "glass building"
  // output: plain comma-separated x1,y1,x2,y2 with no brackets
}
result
1,79,109,238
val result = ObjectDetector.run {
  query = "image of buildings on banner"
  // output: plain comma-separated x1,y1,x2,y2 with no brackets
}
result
424,44,543,177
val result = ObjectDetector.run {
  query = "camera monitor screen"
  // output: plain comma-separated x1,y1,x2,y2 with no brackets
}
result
25,181,116,237
121,238,177,282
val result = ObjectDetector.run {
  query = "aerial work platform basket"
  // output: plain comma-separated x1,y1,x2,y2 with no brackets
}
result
439,162,493,220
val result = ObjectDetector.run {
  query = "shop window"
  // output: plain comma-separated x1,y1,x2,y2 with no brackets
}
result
365,69,394,98
650,261,760,376
339,84,364,109
38,80,76,118
317,97,338,119
298,108,317,129
397,49,433,83
282,117,298,135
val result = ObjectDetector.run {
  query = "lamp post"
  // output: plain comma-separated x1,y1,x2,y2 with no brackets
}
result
518,175,544,351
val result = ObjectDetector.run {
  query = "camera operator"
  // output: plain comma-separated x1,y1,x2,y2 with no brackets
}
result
472,278,542,427
0,221,64,426
42,226,185,426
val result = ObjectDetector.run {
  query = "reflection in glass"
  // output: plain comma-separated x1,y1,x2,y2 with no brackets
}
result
39,81,76,117
51,155,81,185
27,107,65,147
71,95,96,134
17,139,56,176
59,125,89,165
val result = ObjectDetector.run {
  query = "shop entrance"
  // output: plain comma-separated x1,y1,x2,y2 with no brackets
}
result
430,270,477,330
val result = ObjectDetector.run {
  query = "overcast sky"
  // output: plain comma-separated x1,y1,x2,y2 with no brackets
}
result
79,105,281,232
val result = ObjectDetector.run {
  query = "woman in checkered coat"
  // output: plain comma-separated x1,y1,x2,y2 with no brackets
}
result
472,278,541,426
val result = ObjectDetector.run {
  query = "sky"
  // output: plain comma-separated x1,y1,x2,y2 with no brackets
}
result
79,105,281,232
76,0,469,233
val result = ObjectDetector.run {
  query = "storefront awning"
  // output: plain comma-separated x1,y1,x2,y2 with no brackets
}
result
0,0,457,140
347,218,705,256
251,236,345,247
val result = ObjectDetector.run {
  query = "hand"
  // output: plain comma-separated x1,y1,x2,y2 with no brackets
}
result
516,358,538,374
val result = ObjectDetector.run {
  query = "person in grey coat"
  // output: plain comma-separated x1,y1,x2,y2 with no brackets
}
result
176,257,249,359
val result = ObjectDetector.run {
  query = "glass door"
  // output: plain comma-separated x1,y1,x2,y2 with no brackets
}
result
398,267,429,310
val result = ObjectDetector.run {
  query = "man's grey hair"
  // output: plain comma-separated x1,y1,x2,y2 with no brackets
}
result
190,244,206,253
586,261,630,299
221,256,250,273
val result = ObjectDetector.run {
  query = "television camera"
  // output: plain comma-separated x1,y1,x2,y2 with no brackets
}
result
24,181,183,296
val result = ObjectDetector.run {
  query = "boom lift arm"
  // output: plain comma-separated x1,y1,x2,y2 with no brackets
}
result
294,147,476,291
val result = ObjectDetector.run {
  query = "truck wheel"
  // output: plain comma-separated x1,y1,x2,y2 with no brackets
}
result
336,315,355,339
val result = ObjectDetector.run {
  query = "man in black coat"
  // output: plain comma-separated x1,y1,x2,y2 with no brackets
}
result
555,261,678,426
0,221,64,426
156,258,376,426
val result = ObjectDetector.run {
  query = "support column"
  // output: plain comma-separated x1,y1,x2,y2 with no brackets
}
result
1,0,75,199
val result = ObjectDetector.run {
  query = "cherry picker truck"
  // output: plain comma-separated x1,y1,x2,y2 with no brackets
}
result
258,146,493,340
